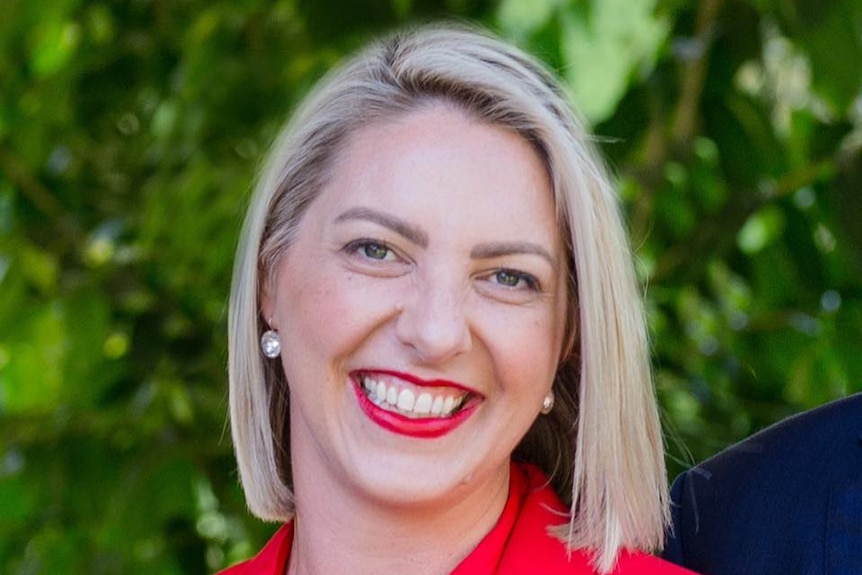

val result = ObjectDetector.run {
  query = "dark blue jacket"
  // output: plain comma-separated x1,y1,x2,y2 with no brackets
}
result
663,393,862,575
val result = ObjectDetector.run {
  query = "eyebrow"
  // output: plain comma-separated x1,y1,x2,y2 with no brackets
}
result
470,241,557,268
334,207,429,247
334,206,556,267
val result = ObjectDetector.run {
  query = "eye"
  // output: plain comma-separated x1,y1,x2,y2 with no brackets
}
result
492,269,539,291
343,239,399,262
360,241,392,260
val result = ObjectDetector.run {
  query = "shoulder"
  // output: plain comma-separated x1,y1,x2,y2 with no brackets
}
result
664,393,862,572
499,540,696,575
501,464,697,574
685,392,862,483
502,545,698,574
214,524,292,575
729,392,860,449
613,552,700,574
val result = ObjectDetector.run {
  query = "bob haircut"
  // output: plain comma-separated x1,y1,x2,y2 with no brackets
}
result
229,23,668,573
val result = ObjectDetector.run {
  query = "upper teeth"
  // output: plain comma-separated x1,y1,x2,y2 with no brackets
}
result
362,376,464,418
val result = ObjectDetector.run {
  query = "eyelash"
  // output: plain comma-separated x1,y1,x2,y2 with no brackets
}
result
342,239,542,292
491,269,541,292
343,239,398,261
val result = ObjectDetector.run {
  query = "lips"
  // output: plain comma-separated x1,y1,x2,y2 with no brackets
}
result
352,370,480,438
361,374,466,417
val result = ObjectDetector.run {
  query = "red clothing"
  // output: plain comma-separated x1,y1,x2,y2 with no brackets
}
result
218,463,696,575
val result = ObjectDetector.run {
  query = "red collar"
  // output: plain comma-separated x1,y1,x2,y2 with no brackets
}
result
451,461,573,574
217,462,694,575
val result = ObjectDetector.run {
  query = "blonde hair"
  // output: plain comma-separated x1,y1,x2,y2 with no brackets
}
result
228,23,668,573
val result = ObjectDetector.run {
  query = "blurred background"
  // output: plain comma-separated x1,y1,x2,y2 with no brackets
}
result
1,0,860,572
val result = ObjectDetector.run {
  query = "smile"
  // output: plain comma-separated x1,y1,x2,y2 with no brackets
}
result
360,374,466,418
352,370,480,438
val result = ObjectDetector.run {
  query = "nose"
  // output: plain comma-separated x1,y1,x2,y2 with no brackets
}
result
395,275,472,364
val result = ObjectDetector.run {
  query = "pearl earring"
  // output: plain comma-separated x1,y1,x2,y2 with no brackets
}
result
260,329,282,358
541,390,555,414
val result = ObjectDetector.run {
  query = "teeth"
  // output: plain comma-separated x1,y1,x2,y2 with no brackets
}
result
414,393,433,415
431,396,444,415
442,396,455,414
396,388,415,411
360,376,466,418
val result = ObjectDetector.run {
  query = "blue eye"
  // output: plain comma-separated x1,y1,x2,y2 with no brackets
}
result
361,242,391,260
344,239,397,262
493,269,539,290
341,238,409,278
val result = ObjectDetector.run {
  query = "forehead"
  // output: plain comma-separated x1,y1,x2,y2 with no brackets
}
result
318,104,560,237
314,107,563,252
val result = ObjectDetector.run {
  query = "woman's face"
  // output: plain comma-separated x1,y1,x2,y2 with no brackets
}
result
264,104,568,511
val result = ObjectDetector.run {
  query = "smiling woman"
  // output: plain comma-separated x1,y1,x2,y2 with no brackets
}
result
221,23,698,575
261,106,567,515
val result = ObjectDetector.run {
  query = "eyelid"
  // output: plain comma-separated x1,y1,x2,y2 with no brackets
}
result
343,238,403,263
345,237,387,252
489,268,542,292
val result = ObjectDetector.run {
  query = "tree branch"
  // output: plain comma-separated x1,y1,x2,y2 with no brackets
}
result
670,0,725,148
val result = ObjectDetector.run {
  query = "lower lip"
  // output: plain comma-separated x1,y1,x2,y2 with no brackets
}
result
352,382,477,439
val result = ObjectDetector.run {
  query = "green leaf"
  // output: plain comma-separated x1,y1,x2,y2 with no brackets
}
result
792,0,862,114
737,205,786,254
559,0,668,123
28,18,81,77
0,302,66,413
496,0,567,37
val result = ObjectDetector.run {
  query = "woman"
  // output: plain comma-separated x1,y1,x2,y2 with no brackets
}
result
222,24,696,575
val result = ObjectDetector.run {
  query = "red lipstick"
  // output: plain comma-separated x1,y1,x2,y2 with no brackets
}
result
352,371,479,439
369,369,475,392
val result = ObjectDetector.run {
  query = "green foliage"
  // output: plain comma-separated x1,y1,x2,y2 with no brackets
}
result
1,0,860,572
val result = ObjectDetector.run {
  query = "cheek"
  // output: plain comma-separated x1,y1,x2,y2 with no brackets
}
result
482,308,565,392
276,261,400,365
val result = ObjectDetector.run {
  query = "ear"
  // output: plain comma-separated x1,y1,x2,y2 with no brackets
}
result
260,274,276,328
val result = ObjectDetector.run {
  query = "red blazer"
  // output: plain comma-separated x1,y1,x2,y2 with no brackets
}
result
218,463,696,575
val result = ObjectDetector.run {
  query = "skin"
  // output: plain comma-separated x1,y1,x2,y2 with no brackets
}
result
263,103,569,575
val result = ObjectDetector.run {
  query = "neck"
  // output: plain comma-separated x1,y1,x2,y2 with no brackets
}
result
287,462,510,575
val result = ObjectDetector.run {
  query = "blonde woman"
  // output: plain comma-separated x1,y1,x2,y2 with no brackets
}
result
220,24,697,575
